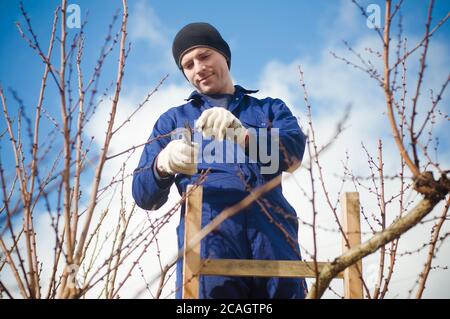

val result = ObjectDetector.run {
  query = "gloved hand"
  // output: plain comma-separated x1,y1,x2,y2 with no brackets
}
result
195,107,248,145
156,139,199,176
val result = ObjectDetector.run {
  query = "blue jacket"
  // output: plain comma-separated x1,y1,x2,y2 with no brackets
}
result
132,85,308,298
132,85,306,210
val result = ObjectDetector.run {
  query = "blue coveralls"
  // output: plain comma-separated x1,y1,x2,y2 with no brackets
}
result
132,85,308,298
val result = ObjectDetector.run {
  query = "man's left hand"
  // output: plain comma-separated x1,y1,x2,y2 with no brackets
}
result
195,107,248,145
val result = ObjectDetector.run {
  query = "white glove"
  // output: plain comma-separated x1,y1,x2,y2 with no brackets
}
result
195,107,248,145
156,139,199,176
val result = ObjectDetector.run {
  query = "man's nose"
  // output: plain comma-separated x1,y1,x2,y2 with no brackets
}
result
194,60,206,75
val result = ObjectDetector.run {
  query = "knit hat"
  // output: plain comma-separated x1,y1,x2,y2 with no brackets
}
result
172,22,231,70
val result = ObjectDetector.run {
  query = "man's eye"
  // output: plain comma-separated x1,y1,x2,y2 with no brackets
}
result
184,62,193,69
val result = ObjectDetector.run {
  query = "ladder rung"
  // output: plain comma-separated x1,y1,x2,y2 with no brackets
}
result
198,259,344,279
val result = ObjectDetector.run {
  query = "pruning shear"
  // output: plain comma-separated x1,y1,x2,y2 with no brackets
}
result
183,121,194,145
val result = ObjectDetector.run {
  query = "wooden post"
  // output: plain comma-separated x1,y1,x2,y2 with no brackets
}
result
182,185,203,299
341,192,363,299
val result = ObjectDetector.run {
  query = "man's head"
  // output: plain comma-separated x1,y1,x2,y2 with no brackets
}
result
172,22,234,95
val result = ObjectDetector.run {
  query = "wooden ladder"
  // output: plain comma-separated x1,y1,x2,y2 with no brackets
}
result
182,185,363,299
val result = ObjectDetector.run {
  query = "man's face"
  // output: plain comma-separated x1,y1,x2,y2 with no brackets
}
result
180,47,234,95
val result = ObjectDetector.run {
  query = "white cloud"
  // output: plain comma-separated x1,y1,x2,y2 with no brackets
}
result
128,0,176,73
129,0,170,48
333,0,363,41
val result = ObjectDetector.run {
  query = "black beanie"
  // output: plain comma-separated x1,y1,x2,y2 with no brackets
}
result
172,22,231,70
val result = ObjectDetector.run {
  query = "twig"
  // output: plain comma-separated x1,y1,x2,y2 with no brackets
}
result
410,0,434,168
416,196,449,298
382,0,420,177
111,74,169,135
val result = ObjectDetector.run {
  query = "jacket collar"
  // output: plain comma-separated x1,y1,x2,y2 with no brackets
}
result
186,85,258,104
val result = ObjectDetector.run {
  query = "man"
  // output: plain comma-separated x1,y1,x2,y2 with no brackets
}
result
132,22,308,299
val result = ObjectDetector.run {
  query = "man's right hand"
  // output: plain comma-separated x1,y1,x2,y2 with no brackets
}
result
156,139,199,176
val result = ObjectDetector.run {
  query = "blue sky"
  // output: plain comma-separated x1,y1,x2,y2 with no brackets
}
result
1,0,449,97
1,1,449,298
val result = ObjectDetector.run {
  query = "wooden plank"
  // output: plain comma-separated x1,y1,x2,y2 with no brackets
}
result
341,192,363,299
182,185,203,299
199,259,344,279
